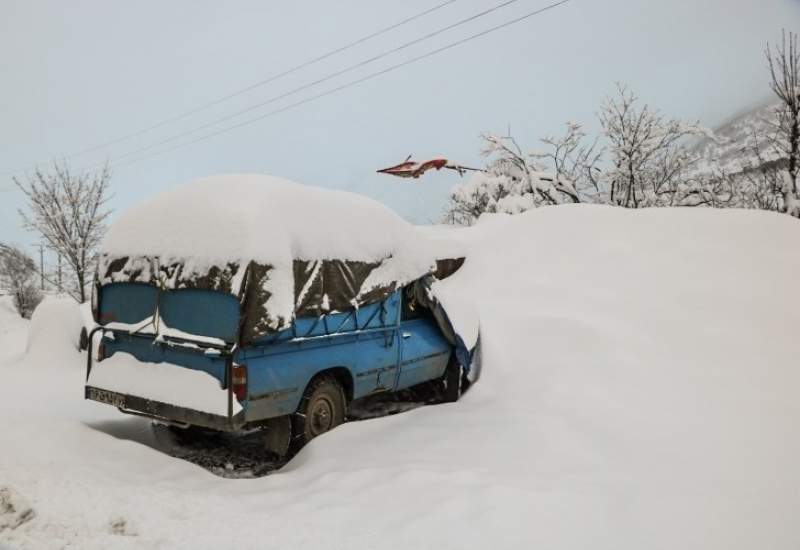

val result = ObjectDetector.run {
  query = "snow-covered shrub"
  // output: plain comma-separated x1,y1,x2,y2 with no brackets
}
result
444,84,708,224
444,171,534,225
13,285,42,320
444,126,601,225
0,245,42,319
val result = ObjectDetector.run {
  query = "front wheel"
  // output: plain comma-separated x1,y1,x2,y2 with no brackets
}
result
292,375,346,449
440,357,464,403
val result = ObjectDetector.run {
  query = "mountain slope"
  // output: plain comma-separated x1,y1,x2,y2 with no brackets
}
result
694,100,784,172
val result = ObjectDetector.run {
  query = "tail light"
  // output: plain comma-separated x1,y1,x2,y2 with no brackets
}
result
231,363,247,401
97,340,106,362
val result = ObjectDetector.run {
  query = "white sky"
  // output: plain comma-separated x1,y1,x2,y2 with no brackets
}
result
1,0,798,260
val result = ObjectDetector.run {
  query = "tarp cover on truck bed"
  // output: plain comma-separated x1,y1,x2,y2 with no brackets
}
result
95,174,474,351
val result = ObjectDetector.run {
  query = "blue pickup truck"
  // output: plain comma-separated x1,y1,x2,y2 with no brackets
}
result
84,175,478,457
85,278,469,456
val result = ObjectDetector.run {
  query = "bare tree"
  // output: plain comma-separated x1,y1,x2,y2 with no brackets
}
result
599,83,705,208
737,127,786,211
533,122,604,204
765,30,800,217
14,162,112,303
0,244,43,319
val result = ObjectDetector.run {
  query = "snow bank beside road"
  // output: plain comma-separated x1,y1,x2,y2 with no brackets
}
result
25,297,83,362
1,205,800,549
0,297,29,363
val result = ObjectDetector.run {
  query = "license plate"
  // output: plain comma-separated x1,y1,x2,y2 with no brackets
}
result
87,387,126,408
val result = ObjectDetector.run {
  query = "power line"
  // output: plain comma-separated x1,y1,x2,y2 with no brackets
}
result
0,0,459,177
82,0,526,169
107,0,573,171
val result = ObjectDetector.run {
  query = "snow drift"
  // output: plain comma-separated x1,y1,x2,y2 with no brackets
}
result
1,205,799,549
26,297,83,361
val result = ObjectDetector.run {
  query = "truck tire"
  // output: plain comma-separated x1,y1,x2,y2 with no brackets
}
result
292,375,346,448
440,357,464,403
78,327,89,352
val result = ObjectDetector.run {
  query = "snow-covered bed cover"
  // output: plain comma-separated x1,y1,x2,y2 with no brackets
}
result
87,352,238,416
96,174,475,347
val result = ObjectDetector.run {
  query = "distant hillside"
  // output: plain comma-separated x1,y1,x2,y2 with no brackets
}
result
693,100,785,174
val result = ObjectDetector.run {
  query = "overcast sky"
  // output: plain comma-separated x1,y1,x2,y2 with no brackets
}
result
1,0,798,258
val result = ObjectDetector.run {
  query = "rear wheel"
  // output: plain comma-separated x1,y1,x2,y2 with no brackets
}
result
292,375,346,449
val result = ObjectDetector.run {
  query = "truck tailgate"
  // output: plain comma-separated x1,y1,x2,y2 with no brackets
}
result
87,350,239,417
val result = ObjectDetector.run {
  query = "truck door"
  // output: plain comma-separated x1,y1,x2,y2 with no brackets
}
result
354,292,401,394
396,291,451,391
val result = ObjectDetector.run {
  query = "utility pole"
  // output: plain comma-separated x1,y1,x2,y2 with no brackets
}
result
32,243,44,291
57,254,63,293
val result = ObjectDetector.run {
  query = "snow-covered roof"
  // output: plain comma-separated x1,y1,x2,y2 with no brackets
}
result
101,174,420,266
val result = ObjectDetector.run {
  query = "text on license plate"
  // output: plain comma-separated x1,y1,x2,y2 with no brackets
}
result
87,387,126,408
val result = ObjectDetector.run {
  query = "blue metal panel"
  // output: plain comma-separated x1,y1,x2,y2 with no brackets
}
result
159,289,240,342
240,292,404,420
99,283,157,325
99,284,240,343
239,333,361,419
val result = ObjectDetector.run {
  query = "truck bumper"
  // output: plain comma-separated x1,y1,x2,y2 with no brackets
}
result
85,386,246,432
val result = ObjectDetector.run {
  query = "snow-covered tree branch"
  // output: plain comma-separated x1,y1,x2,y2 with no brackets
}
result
533,122,604,204
599,83,706,208
443,125,603,225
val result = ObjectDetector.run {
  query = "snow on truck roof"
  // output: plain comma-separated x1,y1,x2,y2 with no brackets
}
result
102,174,421,265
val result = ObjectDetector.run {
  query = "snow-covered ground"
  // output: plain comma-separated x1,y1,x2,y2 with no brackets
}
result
2,205,800,549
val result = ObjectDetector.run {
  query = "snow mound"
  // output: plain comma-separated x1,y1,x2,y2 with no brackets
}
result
101,174,429,267
26,297,83,361
2,205,800,549
281,205,800,548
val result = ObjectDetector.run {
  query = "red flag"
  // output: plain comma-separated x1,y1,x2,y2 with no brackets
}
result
377,156,448,179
